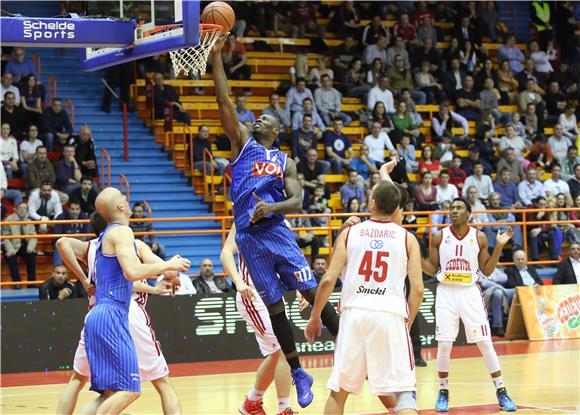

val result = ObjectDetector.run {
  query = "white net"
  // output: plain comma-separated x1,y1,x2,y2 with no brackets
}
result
169,24,223,77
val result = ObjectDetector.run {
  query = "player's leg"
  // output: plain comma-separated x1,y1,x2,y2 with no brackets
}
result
299,287,340,337
78,392,110,415
462,286,517,412
324,389,349,415
151,376,181,415
56,371,88,415
273,351,293,414
94,391,140,415
240,352,277,415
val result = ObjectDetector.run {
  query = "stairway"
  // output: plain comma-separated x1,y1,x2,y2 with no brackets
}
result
498,1,530,43
12,2,224,273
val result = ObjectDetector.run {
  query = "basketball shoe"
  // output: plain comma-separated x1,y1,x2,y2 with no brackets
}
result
290,368,314,408
496,387,517,412
435,389,449,412
277,408,296,414
239,398,266,415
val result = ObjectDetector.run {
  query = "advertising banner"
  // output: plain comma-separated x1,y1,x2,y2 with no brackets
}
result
516,285,580,341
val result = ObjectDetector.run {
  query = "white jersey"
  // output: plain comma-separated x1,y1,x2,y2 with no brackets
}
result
340,220,409,317
436,226,481,286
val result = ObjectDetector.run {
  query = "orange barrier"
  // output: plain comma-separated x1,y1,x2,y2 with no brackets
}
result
65,98,75,130
119,174,131,202
99,148,111,189
46,75,57,108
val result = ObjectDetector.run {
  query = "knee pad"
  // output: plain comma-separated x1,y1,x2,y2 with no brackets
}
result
476,339,501,373
437,341,453,372
394,391,417,412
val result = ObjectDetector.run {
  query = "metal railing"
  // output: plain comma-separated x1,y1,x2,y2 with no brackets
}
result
99,148,111,189
65,98,75,130
119,174,131,202
46,75,57,108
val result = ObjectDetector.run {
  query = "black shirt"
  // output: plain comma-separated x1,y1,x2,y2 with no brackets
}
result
1,105,26,140
291,129,317,160
39,278,77,300
41,108,73,136
297,160,324,182
69,187,98,215
153,85,181,119
544,91,566,116
67,135,98,176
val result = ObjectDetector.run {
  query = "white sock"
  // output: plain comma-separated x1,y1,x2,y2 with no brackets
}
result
438,377,448,390
278,397,291,412
248,388,265,401
493,376,505,389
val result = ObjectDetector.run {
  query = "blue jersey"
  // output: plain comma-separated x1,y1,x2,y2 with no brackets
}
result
231,137,288,230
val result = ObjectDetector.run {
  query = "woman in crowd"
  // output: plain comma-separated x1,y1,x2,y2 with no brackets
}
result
20,74,43,128
558,104,579,140
418,145,442,180
368,101,395,133
496,60,519,104
342,58,369,99
413,171,438,211
414,60,444,104
366,58,384,88
391,101,423,147
309,56,334,88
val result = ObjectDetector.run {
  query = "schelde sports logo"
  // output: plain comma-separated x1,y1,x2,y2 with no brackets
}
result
23,20,76,41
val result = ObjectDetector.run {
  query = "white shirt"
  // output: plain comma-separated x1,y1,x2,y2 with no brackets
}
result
19,139,43,161
364,132,395,162
499,135,527,159
571,258,580,281
519,268,538,286
0,162,6,189
558,113,579,138
436,183,459,203
543,178,570,196
547,135,572,161
0,84,20,105
0,136,19,162
367,85,395,113
156,273,197,295
27,189,63,220
462,175,494,199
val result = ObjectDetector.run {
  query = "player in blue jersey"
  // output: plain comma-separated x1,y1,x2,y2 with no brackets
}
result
84,187,190,415
211,38,340,408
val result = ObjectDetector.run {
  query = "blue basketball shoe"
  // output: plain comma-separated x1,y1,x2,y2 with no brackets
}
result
496,387,517,411
435,389,449,412
290,368,314,408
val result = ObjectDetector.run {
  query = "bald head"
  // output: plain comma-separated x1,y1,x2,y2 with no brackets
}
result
95,187,130,223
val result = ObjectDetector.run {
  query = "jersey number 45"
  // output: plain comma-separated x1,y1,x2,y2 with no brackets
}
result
358,251,389,282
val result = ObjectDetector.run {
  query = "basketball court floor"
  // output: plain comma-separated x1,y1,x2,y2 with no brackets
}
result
1,339,578,414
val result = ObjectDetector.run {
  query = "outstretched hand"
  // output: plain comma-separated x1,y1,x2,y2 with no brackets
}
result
250,193,273,223
211,32,230,55
496,228,513,247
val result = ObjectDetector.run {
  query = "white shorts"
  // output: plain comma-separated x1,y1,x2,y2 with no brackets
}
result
435,283,490,343
236,292,280,356
327,308,416,395
73,303,169,382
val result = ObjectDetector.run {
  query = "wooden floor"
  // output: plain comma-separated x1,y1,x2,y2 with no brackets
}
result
1,340,579,414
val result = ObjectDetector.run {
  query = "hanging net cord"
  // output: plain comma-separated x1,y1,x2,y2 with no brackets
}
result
169,24,223,76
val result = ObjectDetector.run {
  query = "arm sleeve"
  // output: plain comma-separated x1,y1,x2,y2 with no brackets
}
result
451,111,469,133
432,117,444,136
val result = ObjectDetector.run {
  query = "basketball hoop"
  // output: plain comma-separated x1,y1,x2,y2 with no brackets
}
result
169,23,223,76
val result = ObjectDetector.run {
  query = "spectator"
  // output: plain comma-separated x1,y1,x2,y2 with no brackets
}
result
398,135,418,173
364,122,395,164
478,1,502,42
297,148,329,192
494,167,523,208
555,193,579,243
2,202,37,283
291,114,318,163
568,164,580,199
342,58,370,100
527,196,559,261
290,1,324,39
496,60,519,104
465,186,487,224
350,143,377,180
474,124,498,168
523,103,539,140
297,173,312,210
28,181,63,232
442,38,462,73
554,242,580,284
519,78,546,132
448,155,468,191
386,55,426,105
40,98,73,151
1,91,26,141
55,145,82,195
0,72,20,105
19,125,42,170
129,201,166,259
393,12,417,44
454,75,481,121
518,59,543,92
499,124,529,161
289,50,309,86
459,40,478,73
462,146,492,176
518,167,546,207
53,200,90,265
324,118,352,173
235,96,256,124
309,56,334,89
311,255,340,287
416,15,438,46
5,48,37,84
442,59,466,100
291,98,325,132
20,74,42,128
193,258,233,294
548,126,573,163
544,81,567,122
152,72,191,126
414,171,437,211
529,40,553,76
67,124,98,177
289,214,322,258
286,77,314,115
480,267,512,337
367,75,395,113
0,164,23,206
262,93,291,130
506,249,543,287
368,101,395,133
331,35,358,80
361,15,389,46
340,169,366,209
366,58,385,89
69,176,98,216
498,34,525,74
391,101,423,147
221,34,251,80
101,62,132,113
307,184,330,229
24,146,55,192
363,35,388,66
529,1,553,50
475,58,499,92
558,104,579,141
560,146,580,181
418,145,442,179
386,36,410,68
431,102,469,144
414,60,444,104
549,62,578,97
480,78,510,126
189,125,228,175
463,161,493,200
328,1,362,39
1,123,19,178
485,193,524,249
453,15,480,48
436,170,459,204
315,75,352,126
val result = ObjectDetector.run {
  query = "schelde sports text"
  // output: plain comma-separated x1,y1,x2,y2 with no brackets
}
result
23,20,76,40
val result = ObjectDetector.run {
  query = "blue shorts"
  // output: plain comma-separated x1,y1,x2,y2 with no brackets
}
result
84,304,141,393
236,219,317,305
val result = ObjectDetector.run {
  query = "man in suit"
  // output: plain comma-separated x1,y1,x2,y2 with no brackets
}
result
554,242,580,284
193,258,233,295
505,249,544,288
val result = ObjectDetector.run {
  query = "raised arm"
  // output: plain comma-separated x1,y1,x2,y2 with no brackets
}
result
406,232,424,327
210,35,250,159
422,230,442,276
478,228,512,276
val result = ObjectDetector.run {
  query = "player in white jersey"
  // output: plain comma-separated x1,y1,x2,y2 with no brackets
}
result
305,180,424,415
421,197,517,412
55,212,182,415
221,223,295,415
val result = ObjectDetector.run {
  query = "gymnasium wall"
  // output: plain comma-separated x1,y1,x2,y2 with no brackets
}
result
2,281,465,373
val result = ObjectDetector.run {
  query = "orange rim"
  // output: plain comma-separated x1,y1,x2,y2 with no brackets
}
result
144,23,223,37
199,23,224,34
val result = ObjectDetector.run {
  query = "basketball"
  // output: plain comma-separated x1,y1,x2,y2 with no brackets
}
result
201,1,235,33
